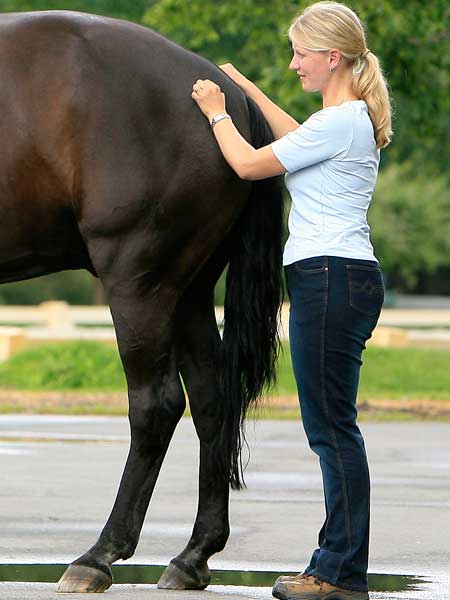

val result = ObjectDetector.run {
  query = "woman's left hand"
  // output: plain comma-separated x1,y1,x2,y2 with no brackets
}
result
191,79,226,121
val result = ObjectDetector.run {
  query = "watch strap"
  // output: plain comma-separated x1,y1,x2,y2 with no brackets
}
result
210,113,231,127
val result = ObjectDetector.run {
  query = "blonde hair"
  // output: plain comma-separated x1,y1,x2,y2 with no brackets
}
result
289,1,392,149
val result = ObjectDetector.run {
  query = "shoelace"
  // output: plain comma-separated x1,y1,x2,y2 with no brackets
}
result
303,575,325,590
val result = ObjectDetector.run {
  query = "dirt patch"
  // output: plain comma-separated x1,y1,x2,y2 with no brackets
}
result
265,395,450,417
0,390,128,413
0,390,449,417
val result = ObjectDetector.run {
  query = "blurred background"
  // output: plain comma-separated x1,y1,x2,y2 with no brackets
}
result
0,0,449,411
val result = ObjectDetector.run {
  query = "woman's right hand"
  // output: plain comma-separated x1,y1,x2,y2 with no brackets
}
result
219,63,248,89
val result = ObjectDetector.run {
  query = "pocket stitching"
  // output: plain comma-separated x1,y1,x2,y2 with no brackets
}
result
347,267,384,315
346,264,380,273
295,266,328,274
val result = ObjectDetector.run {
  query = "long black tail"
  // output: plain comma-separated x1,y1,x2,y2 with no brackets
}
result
220,96,284,490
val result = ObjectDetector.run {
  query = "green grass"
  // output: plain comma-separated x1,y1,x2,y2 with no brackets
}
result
358,346,450,401
0,342,126,391
272,343,450,402
0,341,450,403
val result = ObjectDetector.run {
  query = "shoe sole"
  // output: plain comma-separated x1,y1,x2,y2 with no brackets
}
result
273,582,369,600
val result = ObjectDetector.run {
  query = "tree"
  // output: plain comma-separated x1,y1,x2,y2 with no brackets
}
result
369,163,450,289
0,271,96,305
1,0,152,23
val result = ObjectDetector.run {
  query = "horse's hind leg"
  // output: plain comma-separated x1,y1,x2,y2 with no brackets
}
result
158,288,230,590
57,280,185,593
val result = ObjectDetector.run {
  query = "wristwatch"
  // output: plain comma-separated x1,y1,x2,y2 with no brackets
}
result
211,113,232,128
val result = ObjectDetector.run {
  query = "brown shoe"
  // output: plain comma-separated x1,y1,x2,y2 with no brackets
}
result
272,574,369,600
274,572,309,585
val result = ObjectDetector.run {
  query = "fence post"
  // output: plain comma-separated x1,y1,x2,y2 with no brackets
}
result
39,301,74,331
0,328,27,362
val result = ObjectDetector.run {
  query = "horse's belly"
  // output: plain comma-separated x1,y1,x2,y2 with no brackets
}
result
0,202,93,284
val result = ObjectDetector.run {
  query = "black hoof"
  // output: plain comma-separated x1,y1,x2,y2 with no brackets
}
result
157,560,210,590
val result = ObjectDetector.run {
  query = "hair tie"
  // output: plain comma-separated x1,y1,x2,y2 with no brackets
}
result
361,49,371,59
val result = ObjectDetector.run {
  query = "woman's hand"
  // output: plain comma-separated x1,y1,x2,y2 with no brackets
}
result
191,79,226,121
219,63,247,88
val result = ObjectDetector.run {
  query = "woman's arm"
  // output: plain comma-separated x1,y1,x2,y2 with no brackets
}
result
220,64,300,139
192,79,286,181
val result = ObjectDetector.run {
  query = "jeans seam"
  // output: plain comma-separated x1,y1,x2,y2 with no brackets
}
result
319,257,353,583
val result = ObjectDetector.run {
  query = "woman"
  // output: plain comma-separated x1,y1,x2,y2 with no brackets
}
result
192,2,392,599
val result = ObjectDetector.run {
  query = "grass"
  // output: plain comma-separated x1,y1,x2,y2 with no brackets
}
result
0,342,126,392
0,342,450,418
273,343,450,402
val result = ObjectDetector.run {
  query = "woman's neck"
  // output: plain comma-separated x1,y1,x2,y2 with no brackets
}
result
322,90,360,108
322,71,360,108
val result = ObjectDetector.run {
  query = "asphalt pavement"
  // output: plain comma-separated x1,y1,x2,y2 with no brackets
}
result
0,415,449,599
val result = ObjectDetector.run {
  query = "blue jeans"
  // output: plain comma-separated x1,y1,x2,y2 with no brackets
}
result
285,255,384,592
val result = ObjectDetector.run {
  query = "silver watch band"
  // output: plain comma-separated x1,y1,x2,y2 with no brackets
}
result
210,113,231,128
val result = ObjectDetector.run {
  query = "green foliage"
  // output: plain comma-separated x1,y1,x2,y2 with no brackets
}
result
1,0,153,22
0,271,96,305
355,0,450,169
369,163,450,289
0,342,126,390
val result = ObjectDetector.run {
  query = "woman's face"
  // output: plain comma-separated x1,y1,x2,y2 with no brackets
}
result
289,43,331,92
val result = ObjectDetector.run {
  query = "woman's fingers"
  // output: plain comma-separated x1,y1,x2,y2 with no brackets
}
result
192,79,220,94
191,79,226,118
219,63,236,76
219,63,245,87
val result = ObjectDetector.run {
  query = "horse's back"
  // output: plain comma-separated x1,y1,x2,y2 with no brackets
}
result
0,11,250,285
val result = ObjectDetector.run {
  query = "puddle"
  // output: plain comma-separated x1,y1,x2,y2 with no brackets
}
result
0,564,429,591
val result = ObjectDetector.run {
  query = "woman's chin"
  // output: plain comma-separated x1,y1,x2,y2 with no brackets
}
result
300,80,319,93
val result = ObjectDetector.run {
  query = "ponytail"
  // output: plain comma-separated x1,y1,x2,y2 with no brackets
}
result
352,51,392,149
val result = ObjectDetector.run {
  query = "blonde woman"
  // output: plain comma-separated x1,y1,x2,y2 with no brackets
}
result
192,2,392,599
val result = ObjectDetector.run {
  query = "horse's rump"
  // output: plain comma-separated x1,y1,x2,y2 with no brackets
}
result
0,11,251,286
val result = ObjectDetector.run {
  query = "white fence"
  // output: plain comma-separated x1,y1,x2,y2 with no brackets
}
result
1,301,450,361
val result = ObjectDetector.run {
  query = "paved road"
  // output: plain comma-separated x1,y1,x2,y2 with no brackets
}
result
0,416,449,599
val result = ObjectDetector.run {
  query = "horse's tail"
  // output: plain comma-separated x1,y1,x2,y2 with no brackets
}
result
220,96,284,490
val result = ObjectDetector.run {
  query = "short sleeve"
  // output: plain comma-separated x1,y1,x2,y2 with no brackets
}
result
271,108,353,173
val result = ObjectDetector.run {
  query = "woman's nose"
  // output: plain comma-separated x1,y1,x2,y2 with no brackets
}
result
289,56,298,70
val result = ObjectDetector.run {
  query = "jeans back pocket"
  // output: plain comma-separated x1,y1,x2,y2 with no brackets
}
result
346,264,385,316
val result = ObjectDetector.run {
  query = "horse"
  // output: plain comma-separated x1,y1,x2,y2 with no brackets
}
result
0,10,283,593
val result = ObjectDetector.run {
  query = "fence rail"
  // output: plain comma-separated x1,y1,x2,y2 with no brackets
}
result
1,301,450,361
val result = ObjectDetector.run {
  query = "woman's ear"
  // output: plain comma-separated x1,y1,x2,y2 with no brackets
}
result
329,49,341,70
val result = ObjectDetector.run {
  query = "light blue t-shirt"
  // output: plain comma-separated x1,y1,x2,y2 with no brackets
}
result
271,100,380,266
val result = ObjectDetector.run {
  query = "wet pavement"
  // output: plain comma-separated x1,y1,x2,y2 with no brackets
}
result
0,415,449,598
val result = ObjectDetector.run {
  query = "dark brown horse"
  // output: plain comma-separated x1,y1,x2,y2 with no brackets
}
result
0,10,283,593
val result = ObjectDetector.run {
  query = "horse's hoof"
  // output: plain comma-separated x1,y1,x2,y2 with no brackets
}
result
157,560,210,590
56,564,112,593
